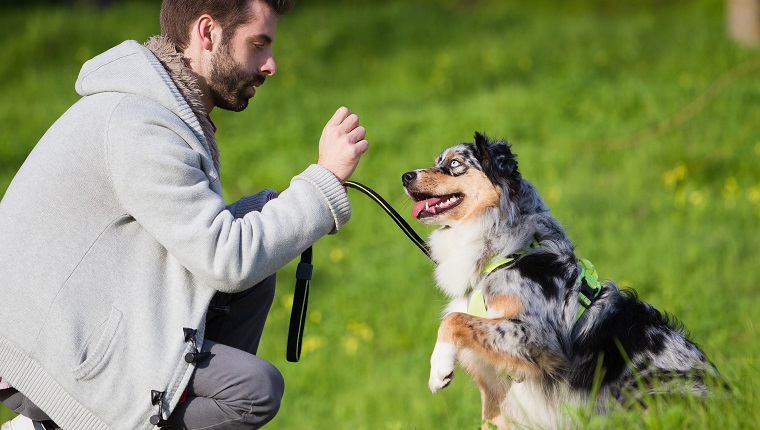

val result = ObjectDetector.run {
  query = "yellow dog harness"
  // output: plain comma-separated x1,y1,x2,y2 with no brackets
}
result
467,244,602,322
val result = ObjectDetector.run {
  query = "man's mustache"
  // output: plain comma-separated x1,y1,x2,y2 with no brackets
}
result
251,74,266,86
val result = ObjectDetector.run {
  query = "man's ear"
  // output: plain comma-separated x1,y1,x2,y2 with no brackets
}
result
194,14,219,52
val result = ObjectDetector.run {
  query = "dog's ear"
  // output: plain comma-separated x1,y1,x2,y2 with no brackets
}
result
474,132,492,170
473,132,519,182
491,144,519,179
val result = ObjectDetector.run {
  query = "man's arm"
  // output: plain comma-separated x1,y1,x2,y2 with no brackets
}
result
105,98,349,293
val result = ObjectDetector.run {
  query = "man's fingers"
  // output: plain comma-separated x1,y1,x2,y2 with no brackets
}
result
327,106,351,128
318,106,368,183
355,139,369,154
348,125,366,144
340,113,360,132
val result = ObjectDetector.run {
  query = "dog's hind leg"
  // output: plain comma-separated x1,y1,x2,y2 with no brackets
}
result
459,351,513,430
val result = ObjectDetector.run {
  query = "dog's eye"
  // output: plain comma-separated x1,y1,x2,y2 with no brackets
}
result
450,160,461,168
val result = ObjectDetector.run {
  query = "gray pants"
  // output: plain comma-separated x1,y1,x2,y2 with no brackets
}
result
1,275,283,429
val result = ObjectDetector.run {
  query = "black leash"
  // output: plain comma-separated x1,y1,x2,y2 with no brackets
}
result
286,246,313,362
286,180,430,362
344,180,430,259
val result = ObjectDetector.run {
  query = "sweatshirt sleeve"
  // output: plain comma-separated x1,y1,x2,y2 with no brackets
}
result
105,97,350,293
226,167,351,233
226,189,277,218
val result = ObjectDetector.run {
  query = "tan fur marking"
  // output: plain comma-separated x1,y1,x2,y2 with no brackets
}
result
454,353,508,424
456,170,500,222
468,368,509,422
411,169,457,195
409,168,500,224
438,313,540,375
487,295,522,319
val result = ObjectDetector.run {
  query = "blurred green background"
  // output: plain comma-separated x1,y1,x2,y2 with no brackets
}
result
2,0,760,428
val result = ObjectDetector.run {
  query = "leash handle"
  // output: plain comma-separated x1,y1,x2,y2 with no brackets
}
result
286,246,313,362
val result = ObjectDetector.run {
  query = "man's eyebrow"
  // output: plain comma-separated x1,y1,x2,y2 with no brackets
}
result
247,34,273,45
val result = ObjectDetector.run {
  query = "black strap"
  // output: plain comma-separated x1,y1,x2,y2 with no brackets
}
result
286,246,313,362
344,180,431,259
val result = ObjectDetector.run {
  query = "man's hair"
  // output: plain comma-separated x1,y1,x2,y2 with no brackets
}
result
160,0,295,51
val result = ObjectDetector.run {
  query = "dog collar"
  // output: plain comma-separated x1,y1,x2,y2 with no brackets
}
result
467,239,539,317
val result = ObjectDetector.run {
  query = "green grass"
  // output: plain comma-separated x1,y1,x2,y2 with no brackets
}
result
2,0,760,428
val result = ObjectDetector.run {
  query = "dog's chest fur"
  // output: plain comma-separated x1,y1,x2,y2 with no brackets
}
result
428,220,489,300
427,217,528,319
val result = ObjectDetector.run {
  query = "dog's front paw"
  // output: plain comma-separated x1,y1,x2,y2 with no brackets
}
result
429,342,457,393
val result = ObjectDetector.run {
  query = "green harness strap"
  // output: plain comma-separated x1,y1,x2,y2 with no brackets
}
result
466,240,538,317
575,258,602,321
466,248,603,321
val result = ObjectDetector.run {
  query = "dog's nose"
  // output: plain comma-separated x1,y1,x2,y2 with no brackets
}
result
402,171,417,186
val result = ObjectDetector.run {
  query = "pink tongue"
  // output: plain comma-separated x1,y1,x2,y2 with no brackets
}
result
411,197,445,218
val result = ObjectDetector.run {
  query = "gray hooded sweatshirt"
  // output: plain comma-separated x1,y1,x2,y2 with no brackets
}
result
0,39,351,429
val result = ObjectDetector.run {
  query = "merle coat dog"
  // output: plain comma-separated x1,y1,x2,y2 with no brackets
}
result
402,133,719,429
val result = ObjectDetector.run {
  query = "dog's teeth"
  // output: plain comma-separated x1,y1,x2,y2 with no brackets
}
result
426,202,430,210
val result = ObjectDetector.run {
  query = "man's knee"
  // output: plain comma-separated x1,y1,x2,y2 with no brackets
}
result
249,359,284,423
263,360,284,400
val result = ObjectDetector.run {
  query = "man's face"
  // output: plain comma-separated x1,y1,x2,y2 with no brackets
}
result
207,1,278,112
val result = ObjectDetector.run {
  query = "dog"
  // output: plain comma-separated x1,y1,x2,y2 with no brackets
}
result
402,133,720,429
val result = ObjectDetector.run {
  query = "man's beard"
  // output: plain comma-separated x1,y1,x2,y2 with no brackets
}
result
207,42,266,112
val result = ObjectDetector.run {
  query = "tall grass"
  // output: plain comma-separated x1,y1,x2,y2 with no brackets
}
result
2,0,759,428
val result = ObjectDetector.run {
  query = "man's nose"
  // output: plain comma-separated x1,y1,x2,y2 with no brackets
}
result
262,55,277,76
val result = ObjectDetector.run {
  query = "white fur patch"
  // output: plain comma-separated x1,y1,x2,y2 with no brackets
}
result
429,218,488,298
505,381,573,429
429,342,457,393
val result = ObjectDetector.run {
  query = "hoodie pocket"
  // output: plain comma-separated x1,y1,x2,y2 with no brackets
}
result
71,306,123,381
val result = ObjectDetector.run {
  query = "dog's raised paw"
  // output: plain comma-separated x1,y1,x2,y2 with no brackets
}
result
429,369,454,393
429,342,457,393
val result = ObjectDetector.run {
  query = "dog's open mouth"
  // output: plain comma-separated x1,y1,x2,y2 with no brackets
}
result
410,193,464,218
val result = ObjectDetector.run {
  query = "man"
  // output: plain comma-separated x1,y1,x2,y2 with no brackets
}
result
0,0,368,428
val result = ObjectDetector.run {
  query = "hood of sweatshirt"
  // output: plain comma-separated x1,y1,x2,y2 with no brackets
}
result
75,38,220,171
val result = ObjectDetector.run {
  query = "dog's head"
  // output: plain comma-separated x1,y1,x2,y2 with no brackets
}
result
402,132,521,226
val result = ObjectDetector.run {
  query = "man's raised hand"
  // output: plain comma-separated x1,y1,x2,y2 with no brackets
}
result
317,106,368,184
